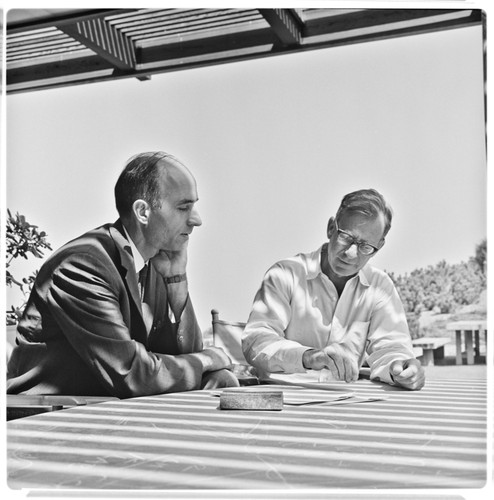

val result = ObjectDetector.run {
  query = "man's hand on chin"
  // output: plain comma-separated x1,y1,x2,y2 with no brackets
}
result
390,358,425,390
151,244,188,277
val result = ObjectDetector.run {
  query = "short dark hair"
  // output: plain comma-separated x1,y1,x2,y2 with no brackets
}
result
114,151,178,219
336,188,393,237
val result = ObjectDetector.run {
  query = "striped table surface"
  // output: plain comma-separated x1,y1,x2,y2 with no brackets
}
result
7,378,487,492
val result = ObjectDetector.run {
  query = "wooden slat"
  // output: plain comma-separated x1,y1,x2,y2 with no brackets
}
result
114,9,260,32
8,40,83,62
122,13,263,42
7,9,138,34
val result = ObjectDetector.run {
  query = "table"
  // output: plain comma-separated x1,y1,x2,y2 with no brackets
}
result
7,394,119,421
7,378,487,492
411,336,449,366
446,320,487,365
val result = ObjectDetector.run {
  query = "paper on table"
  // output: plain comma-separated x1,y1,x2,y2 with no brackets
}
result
260,372,389,404
261,371,353,390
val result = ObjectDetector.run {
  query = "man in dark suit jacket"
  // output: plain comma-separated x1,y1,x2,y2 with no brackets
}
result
7,151,238,397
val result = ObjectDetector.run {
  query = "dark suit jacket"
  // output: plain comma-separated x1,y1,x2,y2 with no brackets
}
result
7,220,205,398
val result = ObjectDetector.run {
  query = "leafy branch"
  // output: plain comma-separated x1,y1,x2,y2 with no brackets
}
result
6,210,52,325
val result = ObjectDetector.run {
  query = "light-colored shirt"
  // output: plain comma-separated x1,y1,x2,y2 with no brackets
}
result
242,246,415,386
122,225,147,273
122,225,176,324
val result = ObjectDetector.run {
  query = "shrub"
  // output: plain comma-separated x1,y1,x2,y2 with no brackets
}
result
5,210,52,325
390,247,486,317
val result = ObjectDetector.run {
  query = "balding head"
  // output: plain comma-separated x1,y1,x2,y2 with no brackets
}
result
114,151,192,221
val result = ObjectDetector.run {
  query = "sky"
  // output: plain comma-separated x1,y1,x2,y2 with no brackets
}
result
4,5,487,331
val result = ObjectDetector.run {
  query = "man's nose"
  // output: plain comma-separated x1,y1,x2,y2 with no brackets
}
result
344,243,359,259
189,208,202,227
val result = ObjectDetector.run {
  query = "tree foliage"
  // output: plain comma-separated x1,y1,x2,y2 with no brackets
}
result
474,238,487,274
5,210,52,324
387,242,487,338
389,255,486,316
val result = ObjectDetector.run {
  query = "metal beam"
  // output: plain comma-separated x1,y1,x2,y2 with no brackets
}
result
259,9,303,46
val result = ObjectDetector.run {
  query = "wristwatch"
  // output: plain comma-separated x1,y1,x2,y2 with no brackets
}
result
165,273,187,284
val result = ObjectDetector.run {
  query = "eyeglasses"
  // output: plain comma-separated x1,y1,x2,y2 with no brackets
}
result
333,219,380,256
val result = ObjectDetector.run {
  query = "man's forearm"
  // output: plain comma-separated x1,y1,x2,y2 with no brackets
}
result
165,274,188,320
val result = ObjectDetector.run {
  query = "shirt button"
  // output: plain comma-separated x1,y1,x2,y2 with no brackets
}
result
178,335,184,342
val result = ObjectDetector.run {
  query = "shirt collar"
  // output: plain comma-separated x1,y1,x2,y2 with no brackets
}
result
122,225,147,273
308,244,371,287
306,246,324,280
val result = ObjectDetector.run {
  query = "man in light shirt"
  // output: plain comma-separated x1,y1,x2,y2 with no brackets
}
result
8,151,238,397
242,188,425,390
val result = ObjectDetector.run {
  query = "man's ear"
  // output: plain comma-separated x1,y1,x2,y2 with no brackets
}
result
132,200,150,225
327,216,336,239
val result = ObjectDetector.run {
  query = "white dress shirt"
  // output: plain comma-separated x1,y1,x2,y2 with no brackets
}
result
122,225,179,327
242,245,415,386
122,226,147,274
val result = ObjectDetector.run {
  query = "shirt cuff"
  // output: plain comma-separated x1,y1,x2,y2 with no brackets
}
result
370,362,398,386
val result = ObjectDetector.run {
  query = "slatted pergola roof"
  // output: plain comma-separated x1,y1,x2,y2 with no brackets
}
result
6,7,484,94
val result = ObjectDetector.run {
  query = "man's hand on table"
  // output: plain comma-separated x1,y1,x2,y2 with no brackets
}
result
390,358,425,390
302,344,359,383
199,346,234,373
